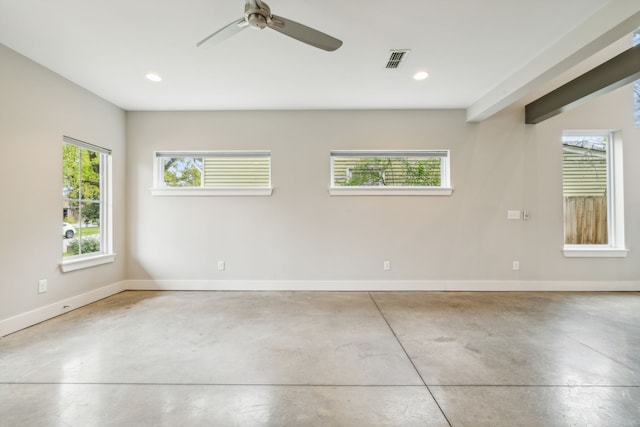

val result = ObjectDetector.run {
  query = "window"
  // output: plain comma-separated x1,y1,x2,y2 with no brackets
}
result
152,151,272,196
61,136,114,272
562,132,626,257
634,29,640,128
330,150,452,196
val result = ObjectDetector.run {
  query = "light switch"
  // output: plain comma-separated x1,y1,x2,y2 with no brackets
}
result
507,210,521,220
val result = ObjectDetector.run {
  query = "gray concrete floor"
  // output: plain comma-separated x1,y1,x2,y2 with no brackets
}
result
1,291,639,426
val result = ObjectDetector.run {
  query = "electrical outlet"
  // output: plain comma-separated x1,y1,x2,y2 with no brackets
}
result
512,261,520,271
38,279,47,294
217,260,225,271
383,261,391,271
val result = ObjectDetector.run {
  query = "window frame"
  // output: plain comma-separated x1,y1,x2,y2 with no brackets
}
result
634,29,639,128
561,131,627,258
151,150,273,196
60,136,115,272
329,150,453,196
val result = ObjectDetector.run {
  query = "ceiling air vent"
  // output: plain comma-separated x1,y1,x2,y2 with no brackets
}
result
386,49,410,69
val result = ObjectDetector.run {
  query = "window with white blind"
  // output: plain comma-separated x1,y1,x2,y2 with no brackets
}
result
152,151,272,196
61,136,115,272
562,132,627,257
329,150,452,196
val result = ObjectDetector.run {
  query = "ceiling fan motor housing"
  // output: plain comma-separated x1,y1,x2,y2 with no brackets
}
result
245,2,270,29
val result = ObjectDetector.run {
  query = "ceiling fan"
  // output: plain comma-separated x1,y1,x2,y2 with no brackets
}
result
197,0,342,51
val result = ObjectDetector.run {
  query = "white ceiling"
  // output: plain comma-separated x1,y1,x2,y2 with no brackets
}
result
1,0,639,119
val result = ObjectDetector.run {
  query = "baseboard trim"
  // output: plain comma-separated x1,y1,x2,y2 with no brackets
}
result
0,281,126,337
125,279,640,292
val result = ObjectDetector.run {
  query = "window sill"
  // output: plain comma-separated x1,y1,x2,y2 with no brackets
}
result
329,187,453,196
60,253,116,273
150,187,273,197
563,246,629,258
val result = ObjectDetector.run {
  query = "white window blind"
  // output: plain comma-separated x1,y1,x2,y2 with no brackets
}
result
64,135,111,155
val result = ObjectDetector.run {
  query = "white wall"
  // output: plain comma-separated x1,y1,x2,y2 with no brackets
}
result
126,86,639,288
0,44,126,327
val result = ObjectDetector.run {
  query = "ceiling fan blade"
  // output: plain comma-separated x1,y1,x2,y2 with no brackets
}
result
268,15,342,52
197,17,248,48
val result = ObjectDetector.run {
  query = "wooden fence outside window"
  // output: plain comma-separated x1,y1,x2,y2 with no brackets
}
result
564,195,608,244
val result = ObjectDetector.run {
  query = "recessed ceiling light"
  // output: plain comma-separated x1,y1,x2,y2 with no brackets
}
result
145,73,162,82
414,71,429,81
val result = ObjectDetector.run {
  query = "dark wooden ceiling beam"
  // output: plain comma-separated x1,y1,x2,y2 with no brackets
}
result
525,43,640,124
